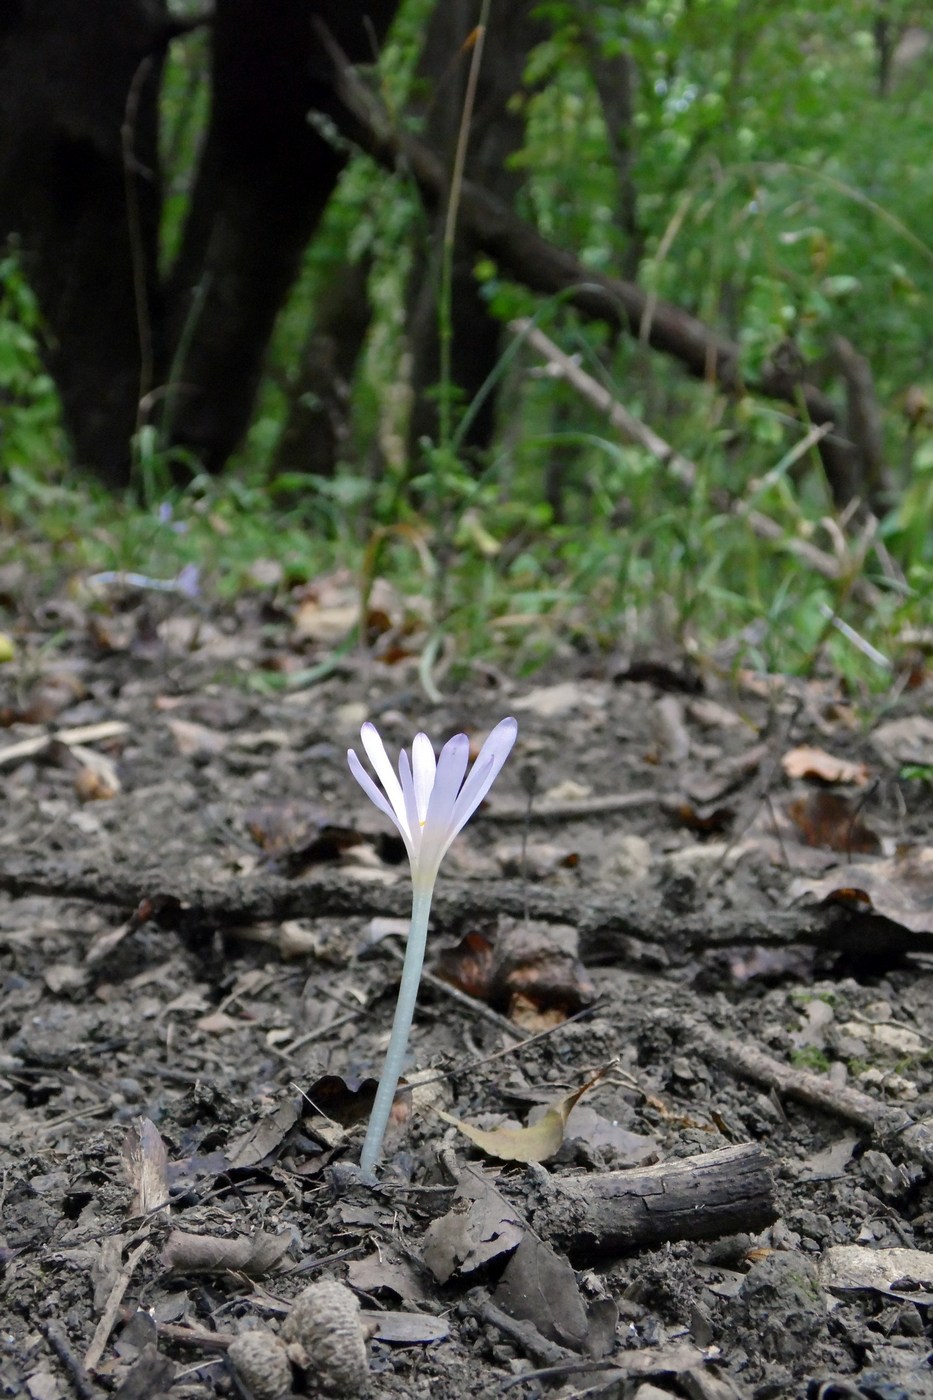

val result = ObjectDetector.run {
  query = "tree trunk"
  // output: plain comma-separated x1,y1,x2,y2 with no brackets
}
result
159,0,398,473
0,0,166,487
327,59,866,508
0,0,400,486
269,253,373,481
406,0,547,463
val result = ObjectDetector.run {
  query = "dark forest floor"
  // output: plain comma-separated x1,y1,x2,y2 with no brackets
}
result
2,570,933,1400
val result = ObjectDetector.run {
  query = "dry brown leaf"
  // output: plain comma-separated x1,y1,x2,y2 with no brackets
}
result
789,849,933,936
437,1063,614,1164
160,1229,292,1276
421,1178,524,1283
363,1312,449,1345
786,790,881,855
435,931,495,1001
165,718,228,757
122,1117,170,1220
870,714,933,769
782,744,871,786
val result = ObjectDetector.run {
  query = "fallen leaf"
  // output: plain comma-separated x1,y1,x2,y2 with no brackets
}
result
361,1311,449,1345
244,799,361,868
613,657,704,692
122,1118,170,1219
786,790,881,855
435,931,495,1001
226,1100,300,1169
489,923,595,1020
161,1229,292,1276
819,1245,933,1302
437,1063,614,1164
196,1010,242,1034
493,1233,619,1356
661,794,734,835
165,717,228,757
347,1248,424,1302
493,1232,590,1351
512,682,587,718
244,800,324,854
789,850,933,936
421,1178,524,1283
560,1105,659,1166
871,714,933,769
782,745,871,786
300,1074,380,1128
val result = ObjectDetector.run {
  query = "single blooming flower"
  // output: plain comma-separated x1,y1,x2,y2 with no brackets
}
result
348,717,517,1178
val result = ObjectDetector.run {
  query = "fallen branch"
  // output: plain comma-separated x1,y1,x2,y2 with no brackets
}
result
654,1011,933,1175
512,319,884,608
524,1142,777,1258
510,318,698,487
318,28,863,507
0,855,877,963
0,858,925,965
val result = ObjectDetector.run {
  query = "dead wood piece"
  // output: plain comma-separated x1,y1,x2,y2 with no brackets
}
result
524,1143,776,1259
160,1228,292,1277
467,1290,575,1367
41,1320,101,1400
84,1235,151,1372
654,1012,933,1176
483,791,656,823
0,859,893,970
512,318,698,487
317,29,864,508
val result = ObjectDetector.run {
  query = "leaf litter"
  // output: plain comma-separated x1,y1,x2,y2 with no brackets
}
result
1,572,933,1398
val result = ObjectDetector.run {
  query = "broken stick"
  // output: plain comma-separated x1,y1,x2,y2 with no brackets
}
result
523,1142,776,1259
654,1011,933,1176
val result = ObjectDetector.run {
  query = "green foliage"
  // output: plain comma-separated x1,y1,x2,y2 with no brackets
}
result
0,253,64,471
4,0,933,687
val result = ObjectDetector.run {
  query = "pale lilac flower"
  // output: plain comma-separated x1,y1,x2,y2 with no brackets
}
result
348,717,518,891
347,717,517,1178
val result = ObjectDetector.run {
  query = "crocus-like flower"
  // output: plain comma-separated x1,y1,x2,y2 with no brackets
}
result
348,717,517,1178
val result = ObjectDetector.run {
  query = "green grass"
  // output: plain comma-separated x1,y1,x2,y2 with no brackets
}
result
1,427,929,697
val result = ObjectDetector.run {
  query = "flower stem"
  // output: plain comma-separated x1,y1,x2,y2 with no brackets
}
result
359,882,434,1180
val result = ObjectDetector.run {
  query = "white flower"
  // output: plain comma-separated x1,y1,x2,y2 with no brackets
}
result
348,717,518,889
347,715,517,1178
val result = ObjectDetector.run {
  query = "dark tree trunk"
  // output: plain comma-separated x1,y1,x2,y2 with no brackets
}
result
0,0,166,487
269,253,373,481
406,0,547,462
0,0,400,486
160,0,396,472
326,60,867,508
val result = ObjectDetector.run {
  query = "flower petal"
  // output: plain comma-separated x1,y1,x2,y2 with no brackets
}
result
419,733,470,874
411,732,437,824
360,722,410,839
398,747,422,855
348,748,413,857
447,717,518,840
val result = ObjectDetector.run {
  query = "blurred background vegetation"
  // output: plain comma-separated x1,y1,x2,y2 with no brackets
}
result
1,0,931,685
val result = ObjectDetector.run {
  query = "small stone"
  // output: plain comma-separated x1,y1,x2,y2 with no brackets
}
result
227,1330,292,1400
282,1280,368,1395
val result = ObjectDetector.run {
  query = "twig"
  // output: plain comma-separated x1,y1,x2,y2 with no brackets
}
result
84,1235,151,1372
467,1291,574,1367
482,791,654,823
0,721,129,768
41,1320,101,1400
742,509,882,607
654,1011,933,1175
382,938,524,1041
0,858,922,963
511,318,698,486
